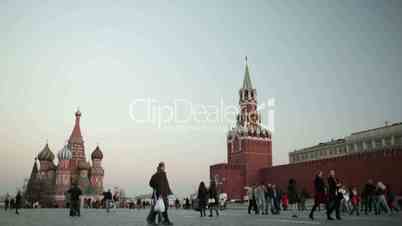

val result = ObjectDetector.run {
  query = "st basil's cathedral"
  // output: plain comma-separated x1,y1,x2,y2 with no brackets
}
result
24,110,105,208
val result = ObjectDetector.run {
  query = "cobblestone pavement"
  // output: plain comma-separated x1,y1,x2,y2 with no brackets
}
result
0,208,401,226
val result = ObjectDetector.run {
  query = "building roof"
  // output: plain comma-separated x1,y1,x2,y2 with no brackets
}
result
37,143,55,161
291,139,345,154
58,144,72,161
351,122,402,136
69,109,84,143
242,57,253,89
91,145,103,160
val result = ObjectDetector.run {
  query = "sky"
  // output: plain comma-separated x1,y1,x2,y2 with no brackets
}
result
1,0,401,197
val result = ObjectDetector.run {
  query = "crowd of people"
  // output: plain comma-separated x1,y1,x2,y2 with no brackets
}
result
3,166,401,225
246,169,400,221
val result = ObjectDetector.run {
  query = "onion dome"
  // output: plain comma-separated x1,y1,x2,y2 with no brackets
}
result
37,143,55,162
58,145,72,161
78,161,90,170
75,109,82,117
91,145,103,160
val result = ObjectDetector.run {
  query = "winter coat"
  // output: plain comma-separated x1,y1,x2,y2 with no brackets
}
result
67,186,82,201
149,170,172,198
314,176,326,193
103,191,112,200
255,185,266,201
198,186,208,206
287,183,299,204
15,193,22,208
327,176,339,200
209,183,219,202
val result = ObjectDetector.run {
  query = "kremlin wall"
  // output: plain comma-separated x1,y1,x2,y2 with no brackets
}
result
210,60,402,200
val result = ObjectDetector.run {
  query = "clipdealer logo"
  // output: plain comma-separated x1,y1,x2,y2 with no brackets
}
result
128,98,275,131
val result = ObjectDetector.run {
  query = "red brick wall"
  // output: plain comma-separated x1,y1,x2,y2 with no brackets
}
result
243,139,272,186
210,163,245,200
260,149,402,195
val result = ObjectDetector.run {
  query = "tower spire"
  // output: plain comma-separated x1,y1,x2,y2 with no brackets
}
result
242,56,253,89
69,109,83,143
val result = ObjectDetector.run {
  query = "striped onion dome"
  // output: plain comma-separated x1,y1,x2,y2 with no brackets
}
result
91,145,103,160
37,143,55,162
58,145,72,161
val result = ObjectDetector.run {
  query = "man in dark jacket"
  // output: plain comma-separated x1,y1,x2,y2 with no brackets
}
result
67,183,82,217
326,170,342,220
362,179,376,214
309,171,326,220
15,191,22,215
147,162,173,226
103,189,113,212
4,194,10,211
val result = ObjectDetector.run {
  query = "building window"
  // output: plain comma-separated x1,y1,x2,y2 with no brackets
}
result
384,137,392,146
394,136,402,145
348,144,354,152
375,139,382,148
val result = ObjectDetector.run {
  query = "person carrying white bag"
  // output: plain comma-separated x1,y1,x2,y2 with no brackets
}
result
146,162,174,226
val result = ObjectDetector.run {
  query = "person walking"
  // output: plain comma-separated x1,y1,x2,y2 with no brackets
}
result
255,183,266,215
4,193,10,211
15,191,22,215
67,183,83,217
326,170,342,220
287,179,299,218
208,180,219,217
271,184,281,214
362,179,375,215
197,181,208,217
103,189,113,213
147,162,174,226
375,182,391,215
247,185,257,214
309,171,326,220
349,187,360,216
264,184,272,215
386,185,400,213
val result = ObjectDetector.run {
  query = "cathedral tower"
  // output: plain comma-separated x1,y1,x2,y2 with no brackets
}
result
55,145,72,207
68,109,86,182
90,145,104,195
37,143,57,207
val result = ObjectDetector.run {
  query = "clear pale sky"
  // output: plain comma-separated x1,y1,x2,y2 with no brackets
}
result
1,1,401,197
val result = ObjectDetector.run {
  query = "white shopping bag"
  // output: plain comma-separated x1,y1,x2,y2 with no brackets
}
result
154,197,165,213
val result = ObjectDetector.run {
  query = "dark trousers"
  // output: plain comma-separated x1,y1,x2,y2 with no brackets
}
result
364,196,373,214
70,200,81,217
199,201,207,217
248,199,257,214
147,197,170,224
15,206,20,215
209,203,219,216
327,197,341,219
309,202,324,218
350,204,360,216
